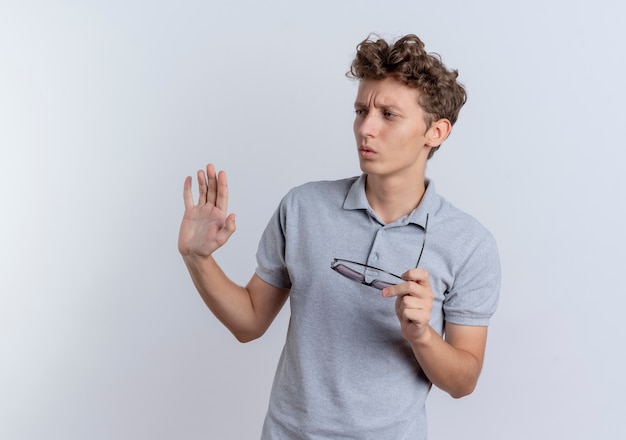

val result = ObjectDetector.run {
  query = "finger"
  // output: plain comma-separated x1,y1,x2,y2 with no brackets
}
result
396,295,431,323
215,170,229,212
401,268,431,290
205,164,217,206
223,213,237,234
216,213,237,245
397,294,430,314
382,282,415,298
183,176,194,208
382,279,429,299
197,169,208,205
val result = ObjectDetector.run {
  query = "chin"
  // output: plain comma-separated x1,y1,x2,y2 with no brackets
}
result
358,160,384,176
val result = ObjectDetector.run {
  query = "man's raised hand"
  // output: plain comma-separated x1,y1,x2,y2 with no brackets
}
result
178,164,236,258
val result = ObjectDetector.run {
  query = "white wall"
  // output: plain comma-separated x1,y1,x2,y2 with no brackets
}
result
1,1,624,438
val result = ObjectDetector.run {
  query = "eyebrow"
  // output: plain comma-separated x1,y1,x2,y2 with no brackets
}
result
353,101,403,113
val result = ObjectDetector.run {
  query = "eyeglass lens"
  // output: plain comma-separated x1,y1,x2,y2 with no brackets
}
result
332,262,398,290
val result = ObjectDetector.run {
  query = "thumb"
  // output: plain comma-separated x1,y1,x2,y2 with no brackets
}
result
216,213,237,247
223,213,237,235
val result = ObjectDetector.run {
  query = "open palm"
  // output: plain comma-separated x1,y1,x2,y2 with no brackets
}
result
178,164,236,258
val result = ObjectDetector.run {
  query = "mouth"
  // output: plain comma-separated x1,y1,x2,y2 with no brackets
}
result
359,146,376,158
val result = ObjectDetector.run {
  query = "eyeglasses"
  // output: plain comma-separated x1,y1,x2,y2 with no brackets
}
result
331,259,404,290
330,213,429,290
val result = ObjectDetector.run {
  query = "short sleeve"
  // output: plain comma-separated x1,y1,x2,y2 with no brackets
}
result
255,198,292,290
443,231,501,326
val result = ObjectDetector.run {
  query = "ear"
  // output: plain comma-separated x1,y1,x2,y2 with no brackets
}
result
425,118,452,147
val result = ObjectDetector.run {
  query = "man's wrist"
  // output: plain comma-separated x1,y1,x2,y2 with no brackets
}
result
409,324,435,347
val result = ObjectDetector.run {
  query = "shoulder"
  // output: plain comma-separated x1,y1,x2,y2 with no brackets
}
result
435,195,495,243
422,181,494,245
429,193,499,269
281,176,358,206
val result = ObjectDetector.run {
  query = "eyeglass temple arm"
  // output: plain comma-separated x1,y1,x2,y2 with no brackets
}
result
414,213,429,268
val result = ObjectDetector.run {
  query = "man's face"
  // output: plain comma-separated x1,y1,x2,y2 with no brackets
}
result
353,77,433,180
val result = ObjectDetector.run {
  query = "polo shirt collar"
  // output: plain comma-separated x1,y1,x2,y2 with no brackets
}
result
343,174,436,228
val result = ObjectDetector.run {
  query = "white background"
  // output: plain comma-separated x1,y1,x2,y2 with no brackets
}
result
1,1,625,438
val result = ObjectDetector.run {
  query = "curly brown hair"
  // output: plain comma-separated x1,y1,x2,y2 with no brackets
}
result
348,34,467,158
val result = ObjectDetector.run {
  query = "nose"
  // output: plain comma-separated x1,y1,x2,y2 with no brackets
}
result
356,112,378,138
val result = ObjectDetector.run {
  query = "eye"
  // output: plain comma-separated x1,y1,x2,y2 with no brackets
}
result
383,110,397,119
354,108,367,116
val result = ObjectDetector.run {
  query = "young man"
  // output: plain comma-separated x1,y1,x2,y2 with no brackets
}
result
178,34,500,439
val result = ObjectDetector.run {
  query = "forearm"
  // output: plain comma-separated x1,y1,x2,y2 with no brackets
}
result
409,326,483,398
183,254,261,342
178,165,289,341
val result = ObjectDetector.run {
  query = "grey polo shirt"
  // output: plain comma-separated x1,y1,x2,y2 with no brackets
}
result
256,174,500,440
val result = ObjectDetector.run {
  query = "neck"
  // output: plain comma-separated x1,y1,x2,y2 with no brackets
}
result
365,173,426,224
